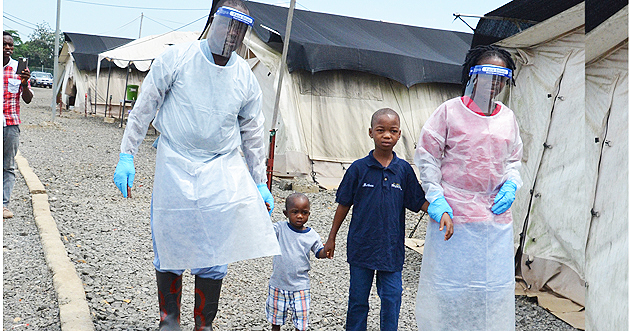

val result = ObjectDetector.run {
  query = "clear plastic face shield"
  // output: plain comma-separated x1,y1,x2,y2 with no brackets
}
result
463,65,513,115
207,6,253,58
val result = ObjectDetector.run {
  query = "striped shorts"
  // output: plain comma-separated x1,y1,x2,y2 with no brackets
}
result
265,285,311,331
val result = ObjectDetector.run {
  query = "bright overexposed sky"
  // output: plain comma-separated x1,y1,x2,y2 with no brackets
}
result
3,0,511,41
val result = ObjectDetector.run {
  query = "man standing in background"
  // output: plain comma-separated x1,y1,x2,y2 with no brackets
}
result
3,31,32,219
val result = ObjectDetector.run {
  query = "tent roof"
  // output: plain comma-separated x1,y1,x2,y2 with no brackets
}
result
585,5,627,64
495,2,584,49
471,0,583,47
586,0,628,32
63,32,133,71
98,31,201,72
231,1,472,87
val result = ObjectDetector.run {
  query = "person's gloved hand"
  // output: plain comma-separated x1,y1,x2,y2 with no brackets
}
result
491,180,517,215
113,153,135,198
427,195,453,223
257,183,274,214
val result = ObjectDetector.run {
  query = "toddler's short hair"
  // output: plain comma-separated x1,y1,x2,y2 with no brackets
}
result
285,192,309,210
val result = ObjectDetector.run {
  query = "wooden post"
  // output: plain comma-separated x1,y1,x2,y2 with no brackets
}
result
267,0,297,192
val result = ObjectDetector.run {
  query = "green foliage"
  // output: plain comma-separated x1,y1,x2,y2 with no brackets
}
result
13,22,63,70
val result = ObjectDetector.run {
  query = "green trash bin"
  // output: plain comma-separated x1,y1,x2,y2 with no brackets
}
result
126,85,139,101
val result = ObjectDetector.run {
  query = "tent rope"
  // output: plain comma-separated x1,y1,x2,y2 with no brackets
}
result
387,78,416,148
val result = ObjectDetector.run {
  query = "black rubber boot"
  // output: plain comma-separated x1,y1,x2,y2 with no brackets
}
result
193,276,223,331
156,270,182,331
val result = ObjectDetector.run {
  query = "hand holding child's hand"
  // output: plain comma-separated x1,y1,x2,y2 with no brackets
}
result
265,202,271,213
323,239,335,259
440,213,454,241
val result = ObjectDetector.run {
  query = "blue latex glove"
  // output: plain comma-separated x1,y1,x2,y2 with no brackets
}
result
427,196,454,223
492,180,517,215
257,183,274,214
113,153,135,198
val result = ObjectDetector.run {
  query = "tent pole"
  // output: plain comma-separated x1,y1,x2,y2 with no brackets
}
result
139,13,144,39
266,0,296,191
51,0,61,122
105,60,112,117
94,64,99,115
121,62,131,128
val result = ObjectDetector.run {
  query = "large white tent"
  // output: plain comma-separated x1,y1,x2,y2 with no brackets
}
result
97,31,201,73
57,31,201,119
246,38,464,188
484,2,628,330
583,5,628,330
57,33,134,115
93,31,201,118
497,1,587,303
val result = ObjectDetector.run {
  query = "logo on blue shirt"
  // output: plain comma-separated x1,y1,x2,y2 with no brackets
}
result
362,183,374,188
391,183,402,191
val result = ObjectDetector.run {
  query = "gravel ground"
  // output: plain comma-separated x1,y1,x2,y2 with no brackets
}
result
3,87,579,331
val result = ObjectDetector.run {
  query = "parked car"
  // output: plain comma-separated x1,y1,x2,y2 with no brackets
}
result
29,71,53,88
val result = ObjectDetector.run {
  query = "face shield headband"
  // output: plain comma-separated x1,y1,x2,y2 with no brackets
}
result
463,65,513,115
208,6,254,58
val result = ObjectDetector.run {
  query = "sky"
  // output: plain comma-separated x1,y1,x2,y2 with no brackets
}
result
2,0,511,41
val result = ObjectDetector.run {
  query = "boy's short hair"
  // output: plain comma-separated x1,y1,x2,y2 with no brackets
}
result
285,192,309,210
371,108,400,128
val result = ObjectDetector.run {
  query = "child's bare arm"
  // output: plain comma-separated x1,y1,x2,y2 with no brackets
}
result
323,204,350,258
316,248,327,259
421,201,429,212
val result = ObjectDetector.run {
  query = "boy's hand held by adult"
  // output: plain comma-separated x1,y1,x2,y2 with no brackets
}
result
113,153,135,198
440,213,454,241
323,238,336,258
427,196,453,223
491,180,517,215
257,183,274,214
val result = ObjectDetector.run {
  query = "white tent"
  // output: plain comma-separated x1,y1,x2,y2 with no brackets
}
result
583,6,628,330
246,35,463,188
492,2,627,330
97,31,201,72
57,33,136,115
497,1,587,302
92,31,201,118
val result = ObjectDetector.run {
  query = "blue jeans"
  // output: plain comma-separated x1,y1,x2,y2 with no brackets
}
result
3,125,19,206
346,265,402,331
150,197,227,280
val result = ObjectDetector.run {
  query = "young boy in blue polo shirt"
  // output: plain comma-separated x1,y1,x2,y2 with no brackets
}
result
323,108,453,331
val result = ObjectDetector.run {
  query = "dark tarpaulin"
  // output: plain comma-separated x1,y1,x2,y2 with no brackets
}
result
471,0,584,47
64,32,133,71
241,1,472,87
586,0,627,33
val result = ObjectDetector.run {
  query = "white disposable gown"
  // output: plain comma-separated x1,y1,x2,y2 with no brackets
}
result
414,97,523,331
121,40,280,270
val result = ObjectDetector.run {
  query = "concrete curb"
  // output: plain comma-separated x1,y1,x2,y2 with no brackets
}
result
15,151,95,331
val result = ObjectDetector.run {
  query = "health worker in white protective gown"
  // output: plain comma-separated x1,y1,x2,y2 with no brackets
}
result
414,45,523,331
112,1,280,330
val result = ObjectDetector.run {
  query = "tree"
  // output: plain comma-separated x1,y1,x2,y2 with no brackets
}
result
21,22,62,70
